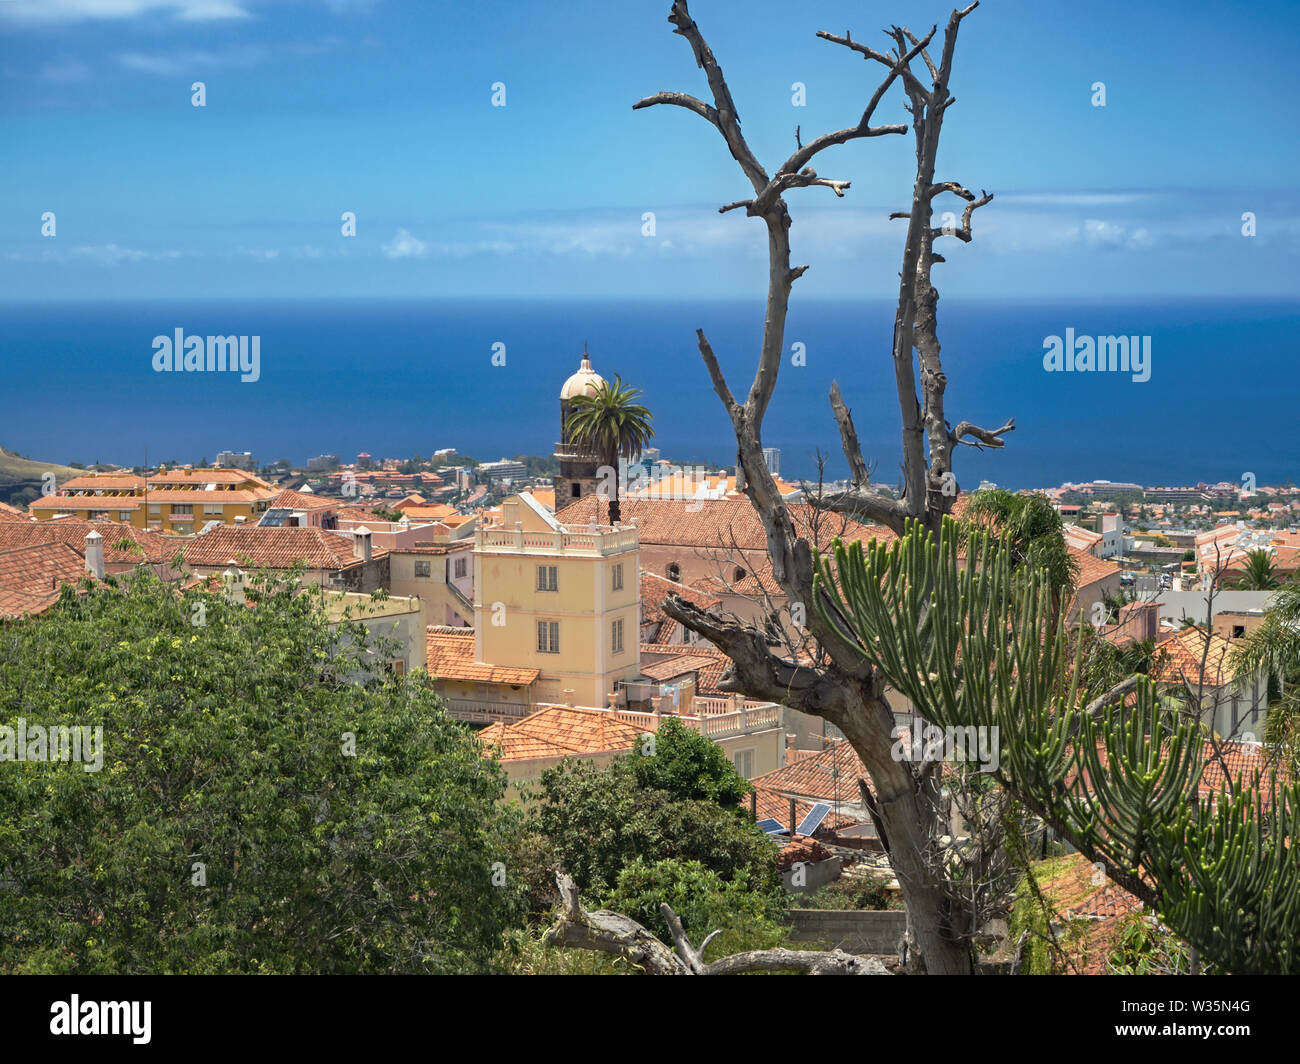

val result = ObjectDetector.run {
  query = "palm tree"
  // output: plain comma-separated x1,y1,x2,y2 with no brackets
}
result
961,489,1079,606
1235,548,1280,590
1229,581,1300,768
564,375,654,525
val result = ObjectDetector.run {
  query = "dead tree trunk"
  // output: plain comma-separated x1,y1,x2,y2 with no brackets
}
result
545,874,889,975
638,0,1008,974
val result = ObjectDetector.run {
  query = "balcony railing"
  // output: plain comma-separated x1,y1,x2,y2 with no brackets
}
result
442,698,533,725
476,523,638,557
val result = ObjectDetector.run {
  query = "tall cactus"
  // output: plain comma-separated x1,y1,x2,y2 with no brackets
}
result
814,517,1300,974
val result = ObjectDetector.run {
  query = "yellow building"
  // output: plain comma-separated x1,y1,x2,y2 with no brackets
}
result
30,467,277,533
474,492,640,707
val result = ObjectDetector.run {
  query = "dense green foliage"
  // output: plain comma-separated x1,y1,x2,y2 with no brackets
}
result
604,857,786,954
627,716,751,807
0,571,521,973
534,758,779,899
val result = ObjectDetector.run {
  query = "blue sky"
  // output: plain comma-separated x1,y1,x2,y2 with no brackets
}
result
2,0,1298,300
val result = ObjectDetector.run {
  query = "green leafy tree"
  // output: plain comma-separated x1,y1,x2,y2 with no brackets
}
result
603,857,786,954
626,716,751,807
0,570,520,973
534,759,777,898
564,375,655,524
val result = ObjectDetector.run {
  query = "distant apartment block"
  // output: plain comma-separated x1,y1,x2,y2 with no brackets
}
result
762,447,781,477
478,458,528,483
215,450,255,470
30,467,278,532
1060,479,1144,503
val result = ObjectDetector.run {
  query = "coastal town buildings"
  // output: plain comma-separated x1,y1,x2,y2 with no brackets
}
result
29,467,278,531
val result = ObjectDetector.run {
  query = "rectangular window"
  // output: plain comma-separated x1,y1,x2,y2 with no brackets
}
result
454,556,468,579
612,563,623,591
149,505,161,514
172,504,193,516
119,511,132,522
414,560,431,577
733,749,754,777
537,565,558,592
537,620,560,654
204,503,224,514
611,618,624,654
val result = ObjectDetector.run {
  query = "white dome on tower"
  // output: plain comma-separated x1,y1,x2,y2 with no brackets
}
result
560,352,606,401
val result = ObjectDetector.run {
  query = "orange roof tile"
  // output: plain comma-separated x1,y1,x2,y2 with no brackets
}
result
0,519,174,565
1151,626,1235,687
182,526,380,570
557,496,893,553
478,705,649,762
426,627,539,686
751,740,870,804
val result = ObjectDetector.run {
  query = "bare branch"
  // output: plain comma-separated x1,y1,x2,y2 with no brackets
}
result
546,874,889,975
829,380,872,487
932,189,993,243
545,873,689,974
951,416,1015,449
632,90,718,128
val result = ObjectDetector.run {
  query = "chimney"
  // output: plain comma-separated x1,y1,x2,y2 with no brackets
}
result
353,526,372,562
222,561,246,605
84,530,105,579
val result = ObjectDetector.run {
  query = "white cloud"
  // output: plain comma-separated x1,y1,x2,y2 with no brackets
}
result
0,0,250,23
382,228,429,259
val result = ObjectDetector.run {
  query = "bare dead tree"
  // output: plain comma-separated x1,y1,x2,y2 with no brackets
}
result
545,873,888,975
640,0,1000,973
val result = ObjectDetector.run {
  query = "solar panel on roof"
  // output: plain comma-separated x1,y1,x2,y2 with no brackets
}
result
795,802,832,836
259,508,290,527
755,818,788,835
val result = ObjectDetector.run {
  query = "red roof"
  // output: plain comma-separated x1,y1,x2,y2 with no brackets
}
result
182,526,381,570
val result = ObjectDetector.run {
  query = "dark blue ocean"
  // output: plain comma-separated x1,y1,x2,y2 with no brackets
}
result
1,298,1295,490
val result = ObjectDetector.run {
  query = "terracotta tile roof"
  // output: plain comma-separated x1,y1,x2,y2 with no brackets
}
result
333,506,392,523
1034,853,1146,974
748,785,857,835
269,488,337,511
640,653,718,682
149,468,272,488
638,643,732,695
182,526,381,570
640,569,720,642
0,501,32,520
395,503,458,521
0,541,92,617
29,496,144,511
1197,740,1290,801
54,473,146,493
556,496,893,553
750,740,870,804
1151,626,1235,687
478,705,649,762
0,519,174,565
1070,546,1122,590
426,626,539,686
